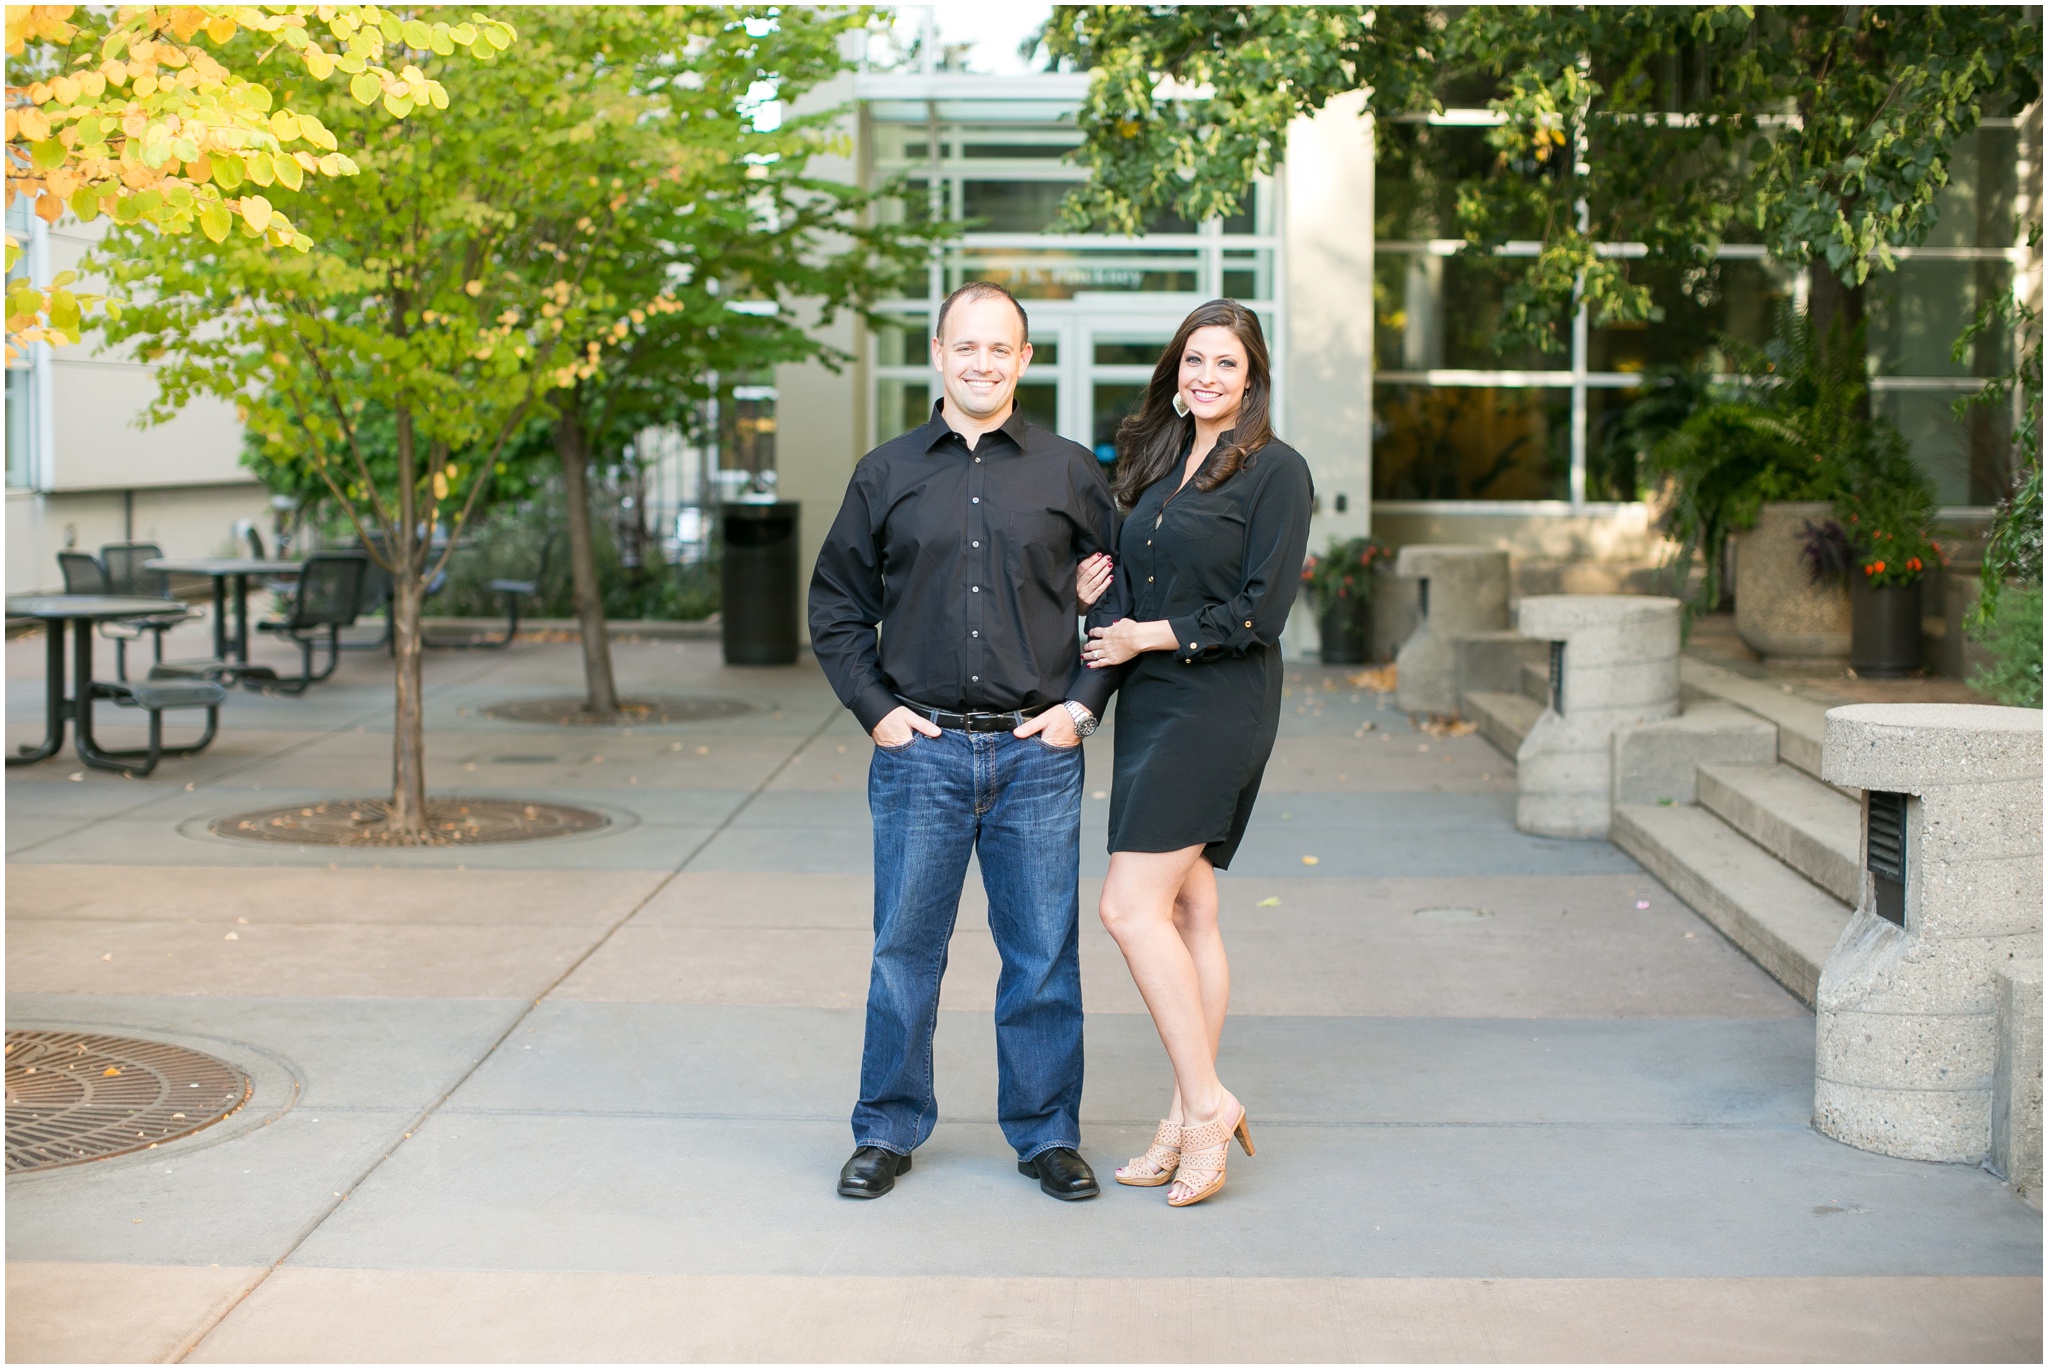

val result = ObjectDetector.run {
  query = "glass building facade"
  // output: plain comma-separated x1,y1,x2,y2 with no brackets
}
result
854,60,2029,522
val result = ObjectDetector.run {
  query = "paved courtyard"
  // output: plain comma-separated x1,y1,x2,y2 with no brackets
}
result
5,619,2041,1362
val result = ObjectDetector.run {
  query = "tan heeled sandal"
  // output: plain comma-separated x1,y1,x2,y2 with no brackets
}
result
1166,1104,1253,1208
1114,1120,1182,1187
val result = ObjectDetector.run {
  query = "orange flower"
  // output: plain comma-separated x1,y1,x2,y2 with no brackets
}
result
1866,561,1886,575
1907,557,1922,572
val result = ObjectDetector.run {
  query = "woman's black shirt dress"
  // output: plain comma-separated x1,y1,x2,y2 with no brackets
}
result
1090,438,1315,869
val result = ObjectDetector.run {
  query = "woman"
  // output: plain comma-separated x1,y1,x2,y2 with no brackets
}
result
1080,299,1313,1207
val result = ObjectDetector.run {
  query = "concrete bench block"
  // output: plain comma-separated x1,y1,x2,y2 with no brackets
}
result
1511,595,1683,838
1454,631,1547,706
1814,703,2045,1164
1612,703,1778,807
1993,960,2043,1206
1394,546,1510,715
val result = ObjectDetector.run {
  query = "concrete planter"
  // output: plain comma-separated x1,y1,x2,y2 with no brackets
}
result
1734,501,1850,665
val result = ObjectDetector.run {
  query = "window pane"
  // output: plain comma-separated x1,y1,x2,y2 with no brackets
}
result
1015,381,1058,433
878,380,930,441
1092,382,1148,465
1866,259,2012,379
1589,259,1793,373
1025,337,1057,364
872,315,928,366
1875,389,2014,507
1373,252,1565,370
1094,340,1166,366
1920,126,2020,250
1220,184,1260,236
963,180,1079,232
1221,247,1273,301
1375,124,1526,242
1372,384,1571,501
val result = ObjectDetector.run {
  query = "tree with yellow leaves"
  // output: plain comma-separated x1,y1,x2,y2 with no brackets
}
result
4,4,516,356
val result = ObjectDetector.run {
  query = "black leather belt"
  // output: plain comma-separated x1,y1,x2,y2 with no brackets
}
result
897,697,1054,732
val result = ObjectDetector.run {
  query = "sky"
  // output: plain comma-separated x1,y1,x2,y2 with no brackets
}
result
884,3,1058,75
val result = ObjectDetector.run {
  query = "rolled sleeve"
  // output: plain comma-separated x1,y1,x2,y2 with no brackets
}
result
1166,454,1314,667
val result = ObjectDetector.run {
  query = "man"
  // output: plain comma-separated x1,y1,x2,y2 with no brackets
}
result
810,280,1118,1202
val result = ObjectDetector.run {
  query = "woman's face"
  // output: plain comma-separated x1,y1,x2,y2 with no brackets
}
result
1177,324,1249,426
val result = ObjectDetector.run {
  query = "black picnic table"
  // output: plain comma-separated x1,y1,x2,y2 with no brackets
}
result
6,595,211,772
143,557,302,665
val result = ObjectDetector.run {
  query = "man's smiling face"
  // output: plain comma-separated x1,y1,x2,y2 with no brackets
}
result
933,294,1032,424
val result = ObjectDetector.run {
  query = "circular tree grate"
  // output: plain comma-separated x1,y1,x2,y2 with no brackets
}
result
6,1031,250,1174
209,797,609,847
482,695,754,726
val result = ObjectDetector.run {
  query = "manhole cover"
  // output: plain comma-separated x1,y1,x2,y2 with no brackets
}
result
1414,906,1494,923
209,797,609,847
482,696,754,726
6,1032,250,1173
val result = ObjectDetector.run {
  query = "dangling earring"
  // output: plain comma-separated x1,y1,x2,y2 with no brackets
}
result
1171,391,1190,418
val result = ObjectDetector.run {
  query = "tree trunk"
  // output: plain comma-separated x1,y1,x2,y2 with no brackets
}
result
555,407,620,717
387,406,428,835
1807,262,1870,424
388,569,428,830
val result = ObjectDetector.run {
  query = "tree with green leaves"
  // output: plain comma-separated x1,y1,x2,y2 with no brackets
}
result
521,7,935,720
1043,6,2040,379
94,7,671,840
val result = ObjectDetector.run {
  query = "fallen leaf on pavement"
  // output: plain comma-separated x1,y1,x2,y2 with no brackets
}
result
1301,856,1320,866
1416,715,1477,737
1347,665,1396,693
102,1066,121,1077
1256,897,1282,907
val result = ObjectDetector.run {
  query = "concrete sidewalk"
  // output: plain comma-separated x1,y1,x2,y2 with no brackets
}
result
6,622,2040,1362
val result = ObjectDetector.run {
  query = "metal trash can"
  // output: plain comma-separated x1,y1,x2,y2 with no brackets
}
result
720,501,800,665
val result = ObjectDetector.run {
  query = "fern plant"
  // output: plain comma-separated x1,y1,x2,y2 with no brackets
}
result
1643,310,1868,612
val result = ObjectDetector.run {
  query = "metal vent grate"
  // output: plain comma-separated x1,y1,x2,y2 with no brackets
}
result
1866,790,1908,926
6,1032,249,1173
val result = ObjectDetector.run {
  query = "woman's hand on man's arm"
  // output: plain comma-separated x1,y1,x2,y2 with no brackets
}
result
1082,618,1178,668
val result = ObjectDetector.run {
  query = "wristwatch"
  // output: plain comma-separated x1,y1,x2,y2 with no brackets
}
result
1062,700,1099,737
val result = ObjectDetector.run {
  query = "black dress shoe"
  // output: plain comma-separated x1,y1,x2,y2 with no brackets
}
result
838,1146,911,1198
1018,1147,1099,1200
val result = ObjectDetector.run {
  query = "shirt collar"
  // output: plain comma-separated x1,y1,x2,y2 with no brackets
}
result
921,397,1029,453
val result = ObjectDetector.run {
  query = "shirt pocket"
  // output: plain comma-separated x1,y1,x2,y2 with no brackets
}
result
1004,506,1070,558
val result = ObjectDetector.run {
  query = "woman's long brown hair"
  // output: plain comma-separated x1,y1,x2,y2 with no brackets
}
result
1110,299,1277,509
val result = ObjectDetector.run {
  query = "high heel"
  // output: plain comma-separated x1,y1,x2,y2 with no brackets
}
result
1166,1102,1253,1207
1115,1120,1181,1187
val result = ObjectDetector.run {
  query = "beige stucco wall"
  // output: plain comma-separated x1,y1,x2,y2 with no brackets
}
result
9,216,265,594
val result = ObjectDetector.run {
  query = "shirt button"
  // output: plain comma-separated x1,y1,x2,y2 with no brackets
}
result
971,631,979,637
971,497,980,504
1188,642,1198,650
971,675,979,682
1245,620,1253,627
972,540,980,547
971,586,980,592
1146,576,1154,583
974,456,981,462
1146,539,1152,546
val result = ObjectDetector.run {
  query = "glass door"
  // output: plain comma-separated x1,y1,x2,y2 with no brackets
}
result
1084,320,1181,466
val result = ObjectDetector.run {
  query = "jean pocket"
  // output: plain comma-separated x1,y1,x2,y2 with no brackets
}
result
876,733,923,753
1031,734,1083,753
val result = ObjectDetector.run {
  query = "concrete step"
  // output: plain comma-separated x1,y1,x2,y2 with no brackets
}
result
1519,658,1552,707
1678,657,1835,784
1465,689,1543,758
1612,802,1853,1006
1697,762,1862,904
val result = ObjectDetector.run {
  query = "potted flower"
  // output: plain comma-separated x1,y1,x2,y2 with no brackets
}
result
1303,537,1392,664
1839,466,1942,678
1643,312,1870,662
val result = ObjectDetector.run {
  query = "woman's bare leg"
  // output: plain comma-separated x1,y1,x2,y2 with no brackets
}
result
1100,847,1235,1128
1162,856,1227,1125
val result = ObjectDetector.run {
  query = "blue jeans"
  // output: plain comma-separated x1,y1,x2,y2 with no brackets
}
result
855,726,1086,1161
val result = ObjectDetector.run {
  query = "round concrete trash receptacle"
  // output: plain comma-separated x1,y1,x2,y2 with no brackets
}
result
720,501,800,666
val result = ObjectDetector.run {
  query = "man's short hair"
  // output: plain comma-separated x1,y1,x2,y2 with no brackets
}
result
935,280,1030,346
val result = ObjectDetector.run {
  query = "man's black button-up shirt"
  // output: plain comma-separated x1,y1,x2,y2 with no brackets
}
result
809,400,1120,733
